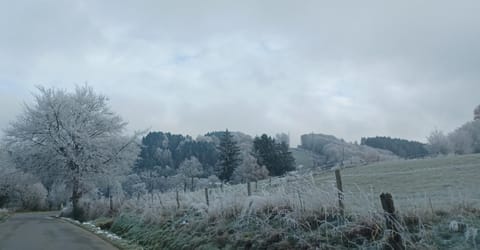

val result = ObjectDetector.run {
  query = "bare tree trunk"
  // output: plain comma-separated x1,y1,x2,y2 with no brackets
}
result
191,177,194,192
106,185,113,213
109,194,113,213
71,176,82,221
47,187,53,211
70,161,84,221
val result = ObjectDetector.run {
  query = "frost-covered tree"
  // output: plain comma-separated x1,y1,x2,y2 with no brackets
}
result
46,181,70,209
253,134,295,176
122,174,147,199
474,104,480,120
0,149,18,207
448,120,480,154
4,85,139,220
426,130,451,155
0,149,48,210
232,153,269,184
275,133,290,146
449,129,473,154
178,156,203,192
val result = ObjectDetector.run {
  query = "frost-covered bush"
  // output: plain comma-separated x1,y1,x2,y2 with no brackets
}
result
114,173,340,226
61,196,117,222
18,182,48,211
448,120,480,154
81,199,112,221
47,182,70,210
0,157,48,211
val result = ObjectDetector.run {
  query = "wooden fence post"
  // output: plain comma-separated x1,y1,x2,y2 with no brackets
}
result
109,194,113,213
205,187,209,206
247,182,252,196
176,189,180,209
335,169,345,220
380,193,405,250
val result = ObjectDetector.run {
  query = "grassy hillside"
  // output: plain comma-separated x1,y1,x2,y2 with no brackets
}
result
99,154,480,249
313,154,480,212
290,147,324,169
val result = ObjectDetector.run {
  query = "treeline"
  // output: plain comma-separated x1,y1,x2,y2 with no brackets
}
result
300,133,397,168
133,130,296,188
427,120,480,155
361,136,428,159
135,132,218,176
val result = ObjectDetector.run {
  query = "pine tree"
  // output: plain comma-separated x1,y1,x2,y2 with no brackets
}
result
217,129,241,182
253,134,295,176
275,141,296,175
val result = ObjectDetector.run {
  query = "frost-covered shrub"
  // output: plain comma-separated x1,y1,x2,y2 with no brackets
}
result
0,166,48,211
18,182,48,211
82,199,112,221
47,182,70,210
60,202,73,218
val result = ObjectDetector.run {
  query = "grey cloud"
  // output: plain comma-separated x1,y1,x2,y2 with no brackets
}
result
1,0,480,146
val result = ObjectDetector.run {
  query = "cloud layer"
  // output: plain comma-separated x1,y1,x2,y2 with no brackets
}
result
1,0,480,145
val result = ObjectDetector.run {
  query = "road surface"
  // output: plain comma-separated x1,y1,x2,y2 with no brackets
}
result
0,212,118,250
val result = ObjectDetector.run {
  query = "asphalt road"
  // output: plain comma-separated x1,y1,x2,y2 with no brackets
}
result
0,212,118,250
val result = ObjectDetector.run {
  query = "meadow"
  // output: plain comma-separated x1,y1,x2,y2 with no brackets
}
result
92,154,480,249
314,154,480,213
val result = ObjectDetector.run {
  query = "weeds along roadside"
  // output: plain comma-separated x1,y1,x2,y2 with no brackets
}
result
0,208,10,222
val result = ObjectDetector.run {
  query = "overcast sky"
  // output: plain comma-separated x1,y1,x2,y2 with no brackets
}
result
1,0,479,146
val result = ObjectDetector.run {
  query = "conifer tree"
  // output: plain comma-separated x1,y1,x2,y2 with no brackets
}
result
217,129,241,182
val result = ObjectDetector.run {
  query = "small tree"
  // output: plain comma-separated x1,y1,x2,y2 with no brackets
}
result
217,129,241,182
232,153,269,184
276,141,296,173
426,130,450,155
178,156,203,192
449,129,473,155
275,133,290,146
5,85,139,220
253,134,296,176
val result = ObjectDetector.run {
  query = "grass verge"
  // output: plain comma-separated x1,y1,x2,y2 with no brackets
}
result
58,216,143,250
0,208,10,223
107,205,480,249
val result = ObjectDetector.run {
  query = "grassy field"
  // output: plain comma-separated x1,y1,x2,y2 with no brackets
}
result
101,154,480,249
313,154,480,212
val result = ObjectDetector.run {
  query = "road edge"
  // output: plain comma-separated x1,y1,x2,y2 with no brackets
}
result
0,210,12,223
55,216,143,250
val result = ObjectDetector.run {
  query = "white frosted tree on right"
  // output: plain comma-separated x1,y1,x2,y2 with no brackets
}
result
475,104,480,120
426,130,451,155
